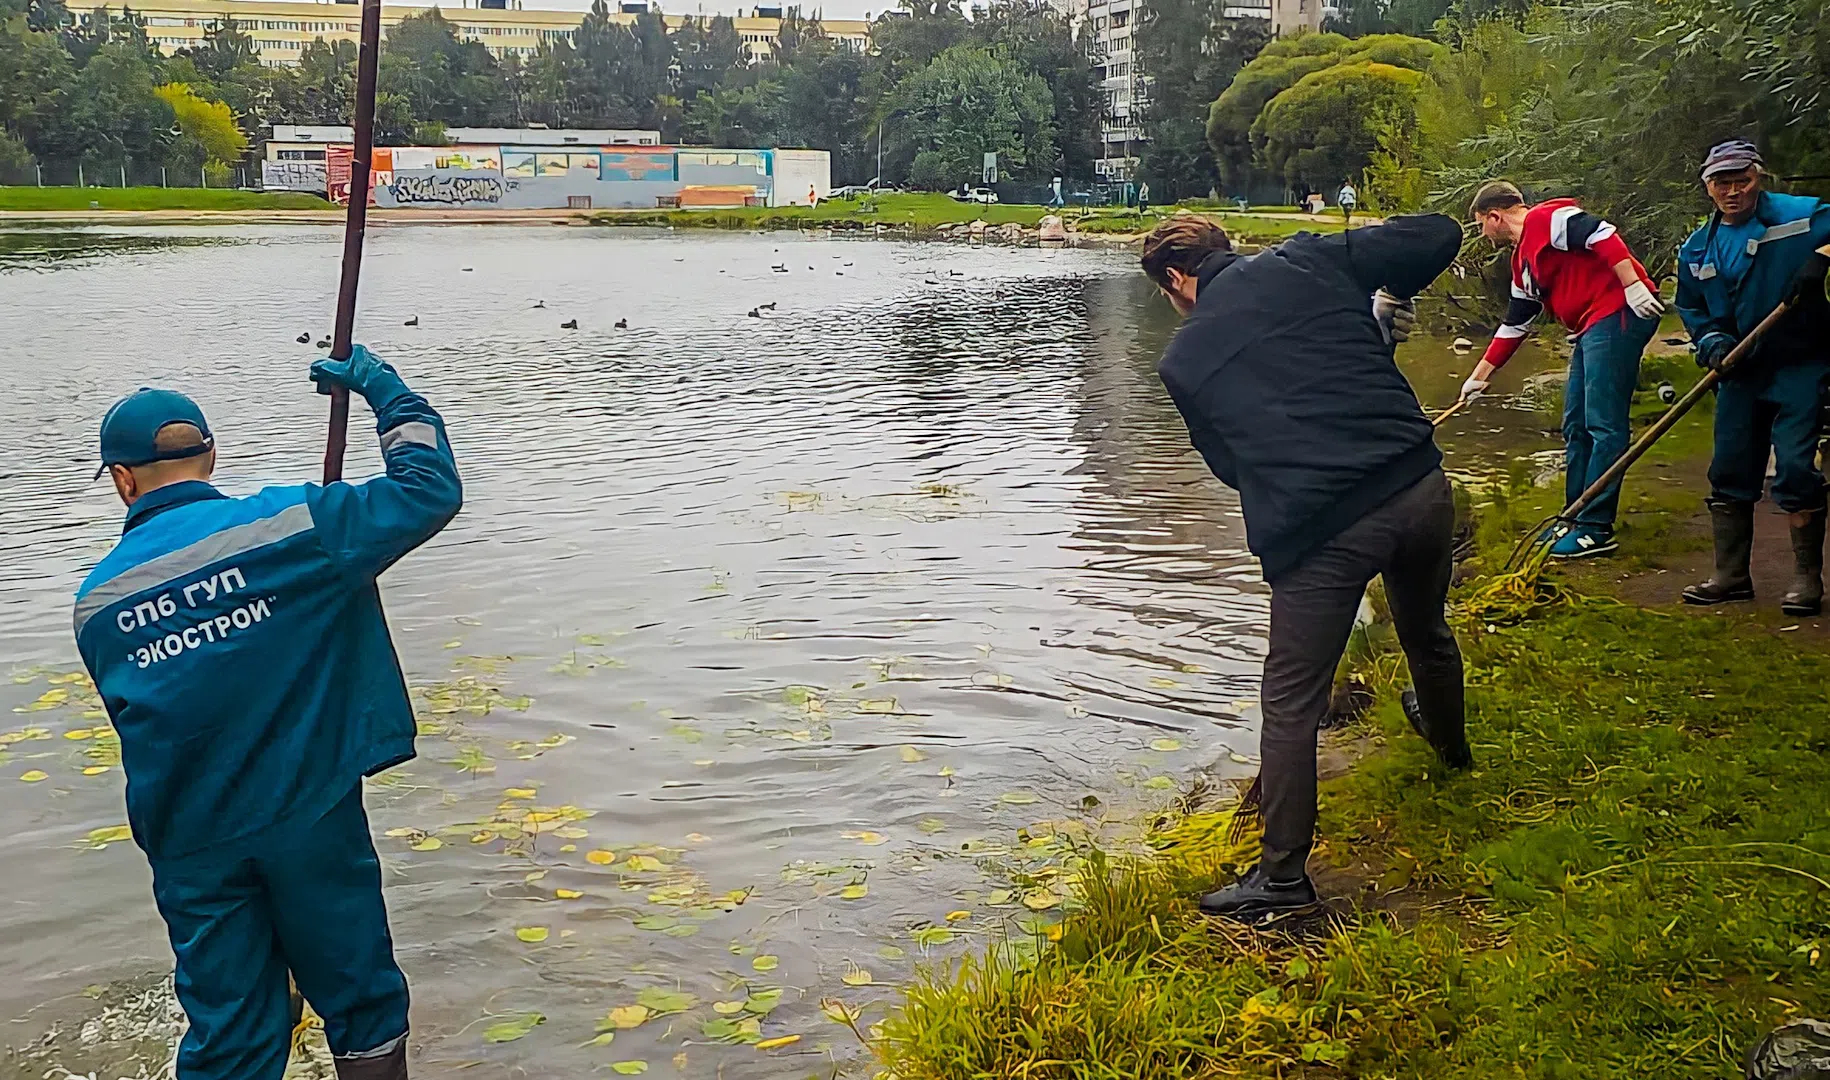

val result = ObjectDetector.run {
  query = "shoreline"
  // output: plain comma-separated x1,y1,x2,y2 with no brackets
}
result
0,204,1354,249
873,349,1830,1078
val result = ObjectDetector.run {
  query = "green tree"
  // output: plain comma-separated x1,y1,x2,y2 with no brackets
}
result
771,37,873,181
1254,60,1428,194
975,0,1102,179
45,39,172,170
380,9,508,127
154,81,246,177
675,15,743,104
884,43,1056,185
185,16,255,78
0,128,37,183
1136,4,1267,199
295,38,356,124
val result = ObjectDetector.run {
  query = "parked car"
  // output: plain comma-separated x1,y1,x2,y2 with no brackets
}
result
830,184,876,199
949,186,999,204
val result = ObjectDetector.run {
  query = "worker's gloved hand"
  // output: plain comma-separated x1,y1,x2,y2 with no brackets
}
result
1695,332,1737,372
1460,375,1490,401
310,344,411,410
1623,278,1666,320
1372,289,1416,345
1786,250,1830,304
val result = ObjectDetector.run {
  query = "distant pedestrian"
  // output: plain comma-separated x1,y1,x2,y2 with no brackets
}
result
1674,140,1830,612
1138,181,1151,214
1338,180,1358,222
1459,180,1665,559
807,185,818,208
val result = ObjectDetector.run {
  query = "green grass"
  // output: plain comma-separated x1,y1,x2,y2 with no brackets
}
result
0,186,334,211
876,425,1830,1078
587,192,1343,245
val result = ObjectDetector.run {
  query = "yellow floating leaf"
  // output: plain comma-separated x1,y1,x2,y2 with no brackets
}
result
610,1062,648,1076
85,824,132,846
841,966,873,987
586,849,617,865
515,926,549,943
1022,889,1061,911
898,745,927,763
945,910,971,923
605,1005,650,1030
585,1031,616,1047
471,831,497,844
755,1034,801,1051
19,770,47,783
841,830,888,846
623,855,665,873
410,836,443,852
751,954,779,972
443,640,463,649
937,765,957,777
559,843,577,853
553,826,589,839
857,699,898,714
504,787,538,800
999,792,1038,805
839,883,868,900
712,1000,746,1015
1149,738,1183,753
481,1013,544,1043
383,827,416,838
82,766,110,776
555,888,583,900
63,729,94,740
524,870,548,883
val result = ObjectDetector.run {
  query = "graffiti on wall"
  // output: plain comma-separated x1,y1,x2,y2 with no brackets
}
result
261,160,327,194
389,172,508,206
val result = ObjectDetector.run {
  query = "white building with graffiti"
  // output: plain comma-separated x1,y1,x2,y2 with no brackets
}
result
273,140,831,211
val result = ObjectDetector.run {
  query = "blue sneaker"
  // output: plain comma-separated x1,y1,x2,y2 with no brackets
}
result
1549,525,1618,559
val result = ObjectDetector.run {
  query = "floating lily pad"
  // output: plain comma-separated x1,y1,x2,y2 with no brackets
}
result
482,1013,544,1043
751,954,779,972
515,926,549,943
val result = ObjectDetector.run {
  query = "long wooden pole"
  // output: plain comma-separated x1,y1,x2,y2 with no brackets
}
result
1559,296,1796,522
323,0,383,484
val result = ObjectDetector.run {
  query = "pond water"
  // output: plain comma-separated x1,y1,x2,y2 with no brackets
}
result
0,225,1557,1079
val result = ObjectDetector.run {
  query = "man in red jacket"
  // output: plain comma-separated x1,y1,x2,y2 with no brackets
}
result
1458,181,1665,558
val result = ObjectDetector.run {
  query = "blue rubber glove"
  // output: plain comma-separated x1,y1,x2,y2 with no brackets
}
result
1695,332,1736,372
309,344,411,409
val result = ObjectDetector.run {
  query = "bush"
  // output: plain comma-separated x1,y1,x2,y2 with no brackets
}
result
0,131,37,186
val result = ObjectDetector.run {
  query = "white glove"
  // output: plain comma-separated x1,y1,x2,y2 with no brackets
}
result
1460,375,1490,401
1372,289,1416,345
1623,279,1665,320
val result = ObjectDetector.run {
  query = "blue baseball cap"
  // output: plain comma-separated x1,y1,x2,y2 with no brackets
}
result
96,388,214,479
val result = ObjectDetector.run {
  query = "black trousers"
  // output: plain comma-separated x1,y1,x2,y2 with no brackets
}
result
1258,469,1465,879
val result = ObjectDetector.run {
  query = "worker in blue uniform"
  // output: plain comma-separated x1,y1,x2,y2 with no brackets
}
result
72,345,462,1080
1674,140,1830,614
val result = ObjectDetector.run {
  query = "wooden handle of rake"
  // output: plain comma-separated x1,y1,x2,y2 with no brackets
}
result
1432,396,1471,428
1558,295,1797,522
322,0,383,485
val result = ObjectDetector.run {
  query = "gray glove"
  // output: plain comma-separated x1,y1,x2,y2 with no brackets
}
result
1373,289,1416,345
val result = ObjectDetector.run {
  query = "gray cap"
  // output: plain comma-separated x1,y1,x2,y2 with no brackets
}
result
1700,139,1762,180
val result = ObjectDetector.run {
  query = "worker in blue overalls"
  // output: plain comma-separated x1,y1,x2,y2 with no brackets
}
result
1675,140,1830,614
73,345,462,1080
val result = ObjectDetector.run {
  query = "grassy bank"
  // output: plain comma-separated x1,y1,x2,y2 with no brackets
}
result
0,187,335,211
586,192,1340,245
875,356,1830,1078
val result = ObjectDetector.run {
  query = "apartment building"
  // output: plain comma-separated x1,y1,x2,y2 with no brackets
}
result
90,0,870,68
1081,0,1319,181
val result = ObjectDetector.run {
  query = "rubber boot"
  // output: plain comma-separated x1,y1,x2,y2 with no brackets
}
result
1682,500,1755,605
1781,509,1825,616
335,1040,407,1080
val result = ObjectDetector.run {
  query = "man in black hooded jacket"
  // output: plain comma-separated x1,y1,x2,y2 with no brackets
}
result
1143,213,1471,921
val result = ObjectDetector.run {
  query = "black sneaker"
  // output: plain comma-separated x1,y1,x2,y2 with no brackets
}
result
1401,689,1473,771
1198,863,1318,922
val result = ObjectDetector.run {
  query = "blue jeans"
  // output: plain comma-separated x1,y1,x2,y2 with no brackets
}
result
150,785,409,1080
1709,360,1830,512
1564,309,1658,528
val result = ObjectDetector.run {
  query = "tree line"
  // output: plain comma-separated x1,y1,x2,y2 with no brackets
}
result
0,0,1102,188
1128,0,1829,265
